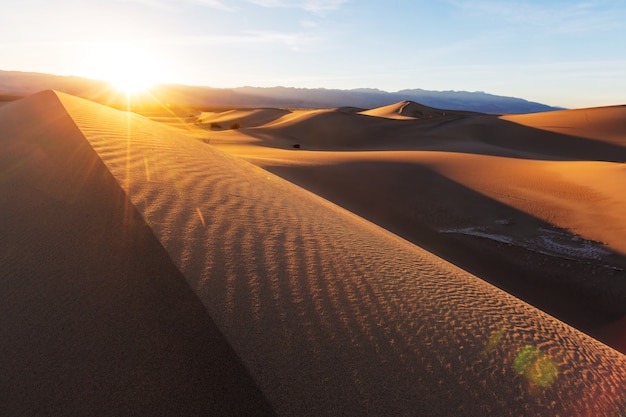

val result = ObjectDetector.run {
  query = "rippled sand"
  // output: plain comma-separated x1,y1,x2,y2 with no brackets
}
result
1,90,625,416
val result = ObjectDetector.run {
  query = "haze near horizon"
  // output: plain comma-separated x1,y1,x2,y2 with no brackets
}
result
1,0,625,109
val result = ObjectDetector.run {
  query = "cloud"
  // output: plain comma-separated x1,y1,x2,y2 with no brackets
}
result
244,0,349,13
162,30,321,50
302,0,349,12
188,0,234,10
113,0,234,11
244,30,321,49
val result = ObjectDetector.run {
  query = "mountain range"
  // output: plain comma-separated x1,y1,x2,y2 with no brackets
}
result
0,69,562,113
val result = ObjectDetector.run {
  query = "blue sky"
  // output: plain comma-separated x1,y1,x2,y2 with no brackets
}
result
1,0,625,107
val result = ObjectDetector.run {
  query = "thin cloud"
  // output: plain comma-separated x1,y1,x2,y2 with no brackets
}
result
161,30,321,49
245,0,349,13
189,0,234,10
303,0,349,13
113,0,234,11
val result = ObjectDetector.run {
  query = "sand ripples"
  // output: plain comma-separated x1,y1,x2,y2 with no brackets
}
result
59,92,626,417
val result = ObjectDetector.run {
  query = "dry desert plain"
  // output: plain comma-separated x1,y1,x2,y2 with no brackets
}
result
1,90,626,416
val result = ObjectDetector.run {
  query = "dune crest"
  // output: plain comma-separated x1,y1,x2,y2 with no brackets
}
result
0,90,274,416
502,105,626,146
46,91,626,416
359,100,471,120
196,107,291,129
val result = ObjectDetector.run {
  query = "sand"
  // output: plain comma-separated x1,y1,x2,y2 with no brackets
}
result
196,108,291,129
2,91,626,416
359,100,476,120
209,101,626,330
502,105,626,146
0,91,274,416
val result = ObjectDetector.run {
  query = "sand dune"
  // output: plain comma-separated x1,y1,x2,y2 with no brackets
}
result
502,105,626,146
2,91,626,416
196,107,291,129
593,316,626,354
248,107,467,150
0,91,274,416
203,103,626,338
237,101,626,164
256,108,398,148
359,100,475,120
247,150,626,326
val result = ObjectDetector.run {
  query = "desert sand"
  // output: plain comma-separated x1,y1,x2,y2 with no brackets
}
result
196,99,626,332
1,90,626,416
0,90,274,416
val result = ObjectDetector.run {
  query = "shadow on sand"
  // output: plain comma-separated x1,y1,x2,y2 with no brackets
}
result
264,160,626,336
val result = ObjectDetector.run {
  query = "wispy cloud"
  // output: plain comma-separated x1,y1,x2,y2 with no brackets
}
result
124,0,348,13
245,0,349,13
113,0,234,11
303,0,349,13
188,0,234,10
244,30,321,49
161,30,321,50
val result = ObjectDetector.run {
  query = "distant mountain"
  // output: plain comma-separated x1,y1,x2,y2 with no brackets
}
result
232,86,562,113
0,70,562,114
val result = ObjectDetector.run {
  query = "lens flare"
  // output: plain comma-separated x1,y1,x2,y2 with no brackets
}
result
514,345,558,387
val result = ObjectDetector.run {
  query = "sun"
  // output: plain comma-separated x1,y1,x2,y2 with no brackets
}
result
81,43,165,95
109,68,154,95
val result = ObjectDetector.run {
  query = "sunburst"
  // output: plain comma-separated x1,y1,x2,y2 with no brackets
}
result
81,43,165,95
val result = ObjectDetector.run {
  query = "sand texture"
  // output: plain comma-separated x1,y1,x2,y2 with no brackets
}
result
210,101,626,335
2,91,626,416
0,91,274,416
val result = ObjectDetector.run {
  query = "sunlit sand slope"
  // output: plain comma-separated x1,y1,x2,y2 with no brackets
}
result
196,108,291,129
242,102,626,167
360,100,474,120
55,91,626,417
248,149,626,336
502,105,626,146
257,150,626,258
0,91,275,416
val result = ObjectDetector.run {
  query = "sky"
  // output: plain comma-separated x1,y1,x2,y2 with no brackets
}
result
1,0,625,108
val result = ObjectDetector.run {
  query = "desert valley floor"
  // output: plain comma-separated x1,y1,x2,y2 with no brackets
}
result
1,90,626,416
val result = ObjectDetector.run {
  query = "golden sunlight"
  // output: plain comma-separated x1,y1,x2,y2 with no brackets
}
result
81,43,166,95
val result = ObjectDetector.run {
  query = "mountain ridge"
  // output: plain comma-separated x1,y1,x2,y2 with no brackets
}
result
0,69,562,114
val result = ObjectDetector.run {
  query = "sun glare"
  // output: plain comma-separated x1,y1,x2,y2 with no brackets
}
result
81,43,165,95
110,71,154,95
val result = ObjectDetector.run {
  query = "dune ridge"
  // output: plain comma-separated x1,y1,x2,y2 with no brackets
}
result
502,105,626,146
211,101,626,336
359,100,475,120
196,108,292,129
48,91,626,416
250,150,626,331
0,91,275,416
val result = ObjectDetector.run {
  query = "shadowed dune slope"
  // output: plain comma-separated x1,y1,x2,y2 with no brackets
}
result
254,108,401,148
249,107,468,150
0,91,275,416
241,103,626,162
252,151,626,332
593,316,626,355
53,91,626,416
